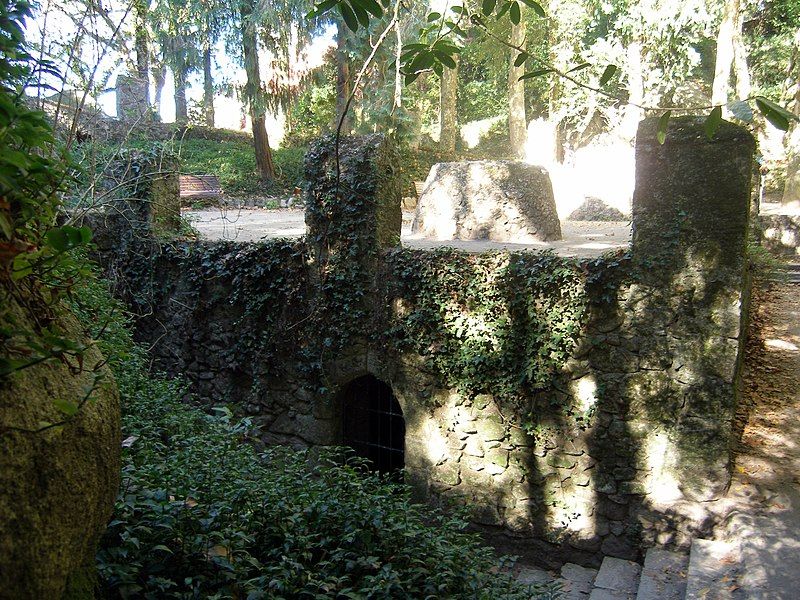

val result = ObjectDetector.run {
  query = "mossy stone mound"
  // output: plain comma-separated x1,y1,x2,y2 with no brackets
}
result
0,295,120,599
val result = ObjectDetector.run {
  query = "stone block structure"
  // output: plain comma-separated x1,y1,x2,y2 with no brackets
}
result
412,160,562,242
115,74,150,122
95,122,755,568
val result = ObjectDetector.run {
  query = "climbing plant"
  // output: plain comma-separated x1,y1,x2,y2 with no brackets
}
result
0,0,95,382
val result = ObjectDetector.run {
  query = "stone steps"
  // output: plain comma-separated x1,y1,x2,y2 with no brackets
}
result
514,542,752,600
636,548,689,600
684,539,742,600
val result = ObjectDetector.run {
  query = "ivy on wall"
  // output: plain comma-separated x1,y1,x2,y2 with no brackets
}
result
385,249,594,424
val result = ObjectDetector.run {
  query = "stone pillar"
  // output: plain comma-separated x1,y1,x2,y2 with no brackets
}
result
304,133,402,263
629,116,755,501
107,151,180,236
115,74,150,122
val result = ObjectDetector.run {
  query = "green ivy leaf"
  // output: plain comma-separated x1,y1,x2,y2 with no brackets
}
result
45,227,69,252
567,62,591,74
755,97,794,131
598,64,617,86
519,68,554,81
53,398,79,416
357,0,383,18
338,2,359,32
704,105,723,140
657,110,671,145
509,1,521,24
482,0,496,15
728,100,753,123
514,52,528,67
519,0,545,16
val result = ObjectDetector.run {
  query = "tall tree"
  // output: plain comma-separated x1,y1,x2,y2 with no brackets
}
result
712,0,743,106
202,42,215,126
508,11,527,158
134,0,151,106
439,58,458,156
782,28,800,205
240,0,275,180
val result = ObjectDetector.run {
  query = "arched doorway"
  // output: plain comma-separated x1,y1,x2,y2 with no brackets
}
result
341,375,405,474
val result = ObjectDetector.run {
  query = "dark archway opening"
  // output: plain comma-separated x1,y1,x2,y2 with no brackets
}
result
341,375,405,474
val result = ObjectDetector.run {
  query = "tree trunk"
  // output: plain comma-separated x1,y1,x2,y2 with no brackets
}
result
393,22,402,110
439,57,459,156
621,38,644,140
782,31,800,206
134,0,150,107
241,0,275,180
712,0,741,107
203,45,215,128
508,15,527,158
547,3,564,163
174,62,188,123
253,115,276,180
153,62,167,116
336,22,352,134
732,28,751,100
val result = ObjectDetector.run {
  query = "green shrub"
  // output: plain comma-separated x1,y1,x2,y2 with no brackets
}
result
172,139,307,195
70,276,558,600
73,137,307,199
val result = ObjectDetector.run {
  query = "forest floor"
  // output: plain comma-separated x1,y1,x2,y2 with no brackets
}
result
714,280,800,597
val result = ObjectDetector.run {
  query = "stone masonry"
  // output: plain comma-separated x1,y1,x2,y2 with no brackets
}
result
94,121,755,569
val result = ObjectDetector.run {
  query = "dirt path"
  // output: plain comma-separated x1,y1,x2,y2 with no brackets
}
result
718,282,800,598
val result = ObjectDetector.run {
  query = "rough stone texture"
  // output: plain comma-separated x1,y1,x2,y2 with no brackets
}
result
92,129,753,569
115,73,150,122
0,295,121,599
305,133,402,253
569,197,628,222
94,151,181,239
629,116,754,501
412,160,562,242
685,539,741,600
760,214,800,256
636,548,688,600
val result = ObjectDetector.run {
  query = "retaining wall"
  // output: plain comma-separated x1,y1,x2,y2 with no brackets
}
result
95,120,755,567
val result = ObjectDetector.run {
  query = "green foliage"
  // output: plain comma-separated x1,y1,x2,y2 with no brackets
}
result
70,274,558,600
0,0,96,382
386,249,591,422
396,141,441,194
284,78,337,147
73,137,308,199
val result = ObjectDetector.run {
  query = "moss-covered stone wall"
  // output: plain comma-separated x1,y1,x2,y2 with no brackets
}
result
94,124,754,567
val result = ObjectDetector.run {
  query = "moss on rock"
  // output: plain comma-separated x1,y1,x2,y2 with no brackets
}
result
0,294,120,599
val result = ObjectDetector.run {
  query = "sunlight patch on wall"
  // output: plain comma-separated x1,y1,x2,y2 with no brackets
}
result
644,431,683,503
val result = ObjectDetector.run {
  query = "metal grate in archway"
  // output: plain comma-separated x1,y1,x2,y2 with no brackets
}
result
341,375,405,474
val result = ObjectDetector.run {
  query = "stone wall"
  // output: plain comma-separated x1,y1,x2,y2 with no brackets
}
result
94,122,755,568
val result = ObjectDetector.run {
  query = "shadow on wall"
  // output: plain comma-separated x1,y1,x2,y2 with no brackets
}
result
90,122,755,568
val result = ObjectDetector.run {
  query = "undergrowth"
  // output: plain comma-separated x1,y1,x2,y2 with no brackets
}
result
69,274,560,600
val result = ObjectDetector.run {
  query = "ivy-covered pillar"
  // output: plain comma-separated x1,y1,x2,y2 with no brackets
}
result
628,116,754,501
304,133,402,262
106,150,180,237
302,133,402,385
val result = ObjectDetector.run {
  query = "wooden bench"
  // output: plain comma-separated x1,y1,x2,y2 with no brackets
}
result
179,174,222,200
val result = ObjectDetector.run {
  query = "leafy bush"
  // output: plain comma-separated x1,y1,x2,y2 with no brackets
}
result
73,136,307,199
168,138,308,196
71,277,558,599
